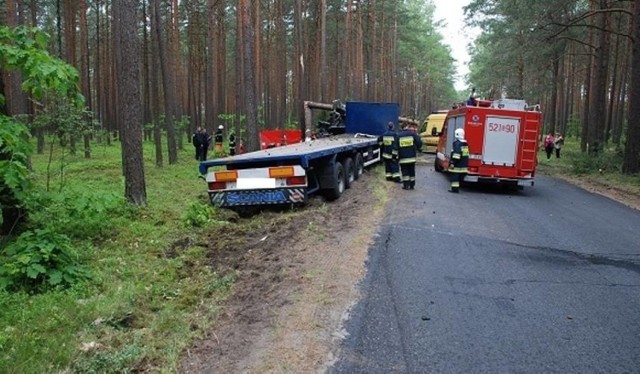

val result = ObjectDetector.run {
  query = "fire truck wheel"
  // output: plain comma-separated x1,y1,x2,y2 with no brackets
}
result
434,156,444,172
354,153,364,179
324,161,345,201
343,157,355,188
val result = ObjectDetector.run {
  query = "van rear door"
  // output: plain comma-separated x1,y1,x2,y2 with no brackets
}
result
482,116,520,166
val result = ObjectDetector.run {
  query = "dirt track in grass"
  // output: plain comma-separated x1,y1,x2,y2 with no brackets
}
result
180,169,386,374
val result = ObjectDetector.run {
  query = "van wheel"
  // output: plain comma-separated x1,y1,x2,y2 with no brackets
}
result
344,157,355,188
434,156,444,172
354,153,364,179
324,161,345,201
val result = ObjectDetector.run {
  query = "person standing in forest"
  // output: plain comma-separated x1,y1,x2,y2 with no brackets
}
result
228,132,236,156
554,133,564,158
199,128,211,161
544,132,555,160
215,125,224,155
192,127,203,160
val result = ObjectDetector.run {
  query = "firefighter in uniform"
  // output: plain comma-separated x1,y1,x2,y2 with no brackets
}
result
397,124,423,190
449,128,469,193
379,122,401,182
214,125,224,154
228,132,236,156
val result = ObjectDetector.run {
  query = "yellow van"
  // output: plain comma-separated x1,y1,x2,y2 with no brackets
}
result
420,111,448,153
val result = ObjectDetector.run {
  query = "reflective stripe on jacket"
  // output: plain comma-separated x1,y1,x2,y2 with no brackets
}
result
450,139,469,171
378,130,399,159
397,130,423,164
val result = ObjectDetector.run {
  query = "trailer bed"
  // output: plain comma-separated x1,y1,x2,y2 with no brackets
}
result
198,133,379,173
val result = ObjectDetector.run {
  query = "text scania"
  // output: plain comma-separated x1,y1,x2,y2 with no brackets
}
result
227,191,288,204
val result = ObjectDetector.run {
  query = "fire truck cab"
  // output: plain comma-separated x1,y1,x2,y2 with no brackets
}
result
434,98,542,189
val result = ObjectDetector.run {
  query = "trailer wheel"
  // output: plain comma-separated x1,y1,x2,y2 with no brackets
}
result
324,161,345,201
344,157,355,188
233,206,259,218
354,153,364,179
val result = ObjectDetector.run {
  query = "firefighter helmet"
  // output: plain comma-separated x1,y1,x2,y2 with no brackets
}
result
455,128,465,140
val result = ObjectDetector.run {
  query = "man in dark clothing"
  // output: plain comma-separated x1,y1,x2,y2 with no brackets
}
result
397,125,423,190
192,127,203,160
229,132,236,156
378,122,401,182
198,128,211,161
449,128,469,193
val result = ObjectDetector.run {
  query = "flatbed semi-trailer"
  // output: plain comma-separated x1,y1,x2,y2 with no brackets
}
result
198,102,399,209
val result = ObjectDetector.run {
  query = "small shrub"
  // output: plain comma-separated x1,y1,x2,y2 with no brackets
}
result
27,190,125,240
182,202,218,227
569,148,623,175
73,344,144,374
0,228,91,292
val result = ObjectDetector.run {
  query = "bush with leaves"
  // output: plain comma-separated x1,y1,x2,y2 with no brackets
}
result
0,117,33,233
0,25,88,293
1,25,81,232
0,228,91,292
27,190,126,240
570,147,624,175
182,201,219,227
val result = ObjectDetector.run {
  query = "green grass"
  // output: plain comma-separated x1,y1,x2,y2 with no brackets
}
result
0,139,233,373
537,136,640,195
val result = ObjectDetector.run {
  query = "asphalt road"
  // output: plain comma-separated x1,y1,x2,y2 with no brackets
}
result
331,154,640,374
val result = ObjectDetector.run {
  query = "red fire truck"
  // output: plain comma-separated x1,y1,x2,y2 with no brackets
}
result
434,99,542,189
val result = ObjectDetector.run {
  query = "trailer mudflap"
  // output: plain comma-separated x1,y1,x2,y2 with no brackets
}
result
209,188,307,207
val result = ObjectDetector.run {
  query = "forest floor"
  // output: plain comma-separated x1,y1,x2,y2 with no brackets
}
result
179,160,640,373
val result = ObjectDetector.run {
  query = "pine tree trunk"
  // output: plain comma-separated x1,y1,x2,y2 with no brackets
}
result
153,0,178,164
113,0,147,205
622,0,640,173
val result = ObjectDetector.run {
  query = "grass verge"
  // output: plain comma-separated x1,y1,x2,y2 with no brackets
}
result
536,136,640,198
1,139,238,372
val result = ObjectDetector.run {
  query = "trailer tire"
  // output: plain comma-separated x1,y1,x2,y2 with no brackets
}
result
354,153,364,179
324,161,345,201
344,157,355,188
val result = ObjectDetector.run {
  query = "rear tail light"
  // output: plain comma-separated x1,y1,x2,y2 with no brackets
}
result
468,166,478,173
208,182,226,190
286,176,306,186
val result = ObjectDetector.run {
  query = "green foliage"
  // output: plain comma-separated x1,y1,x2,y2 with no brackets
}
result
73,344,144,374
0,117,33,198
176,115,190,131
565,114,582,138
31,97,94,148
0,25,82,105
182,201,220,227
218,113,246,129
569,147,624,175
0,25,83,233
27,189,126,240
0,228,91,292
